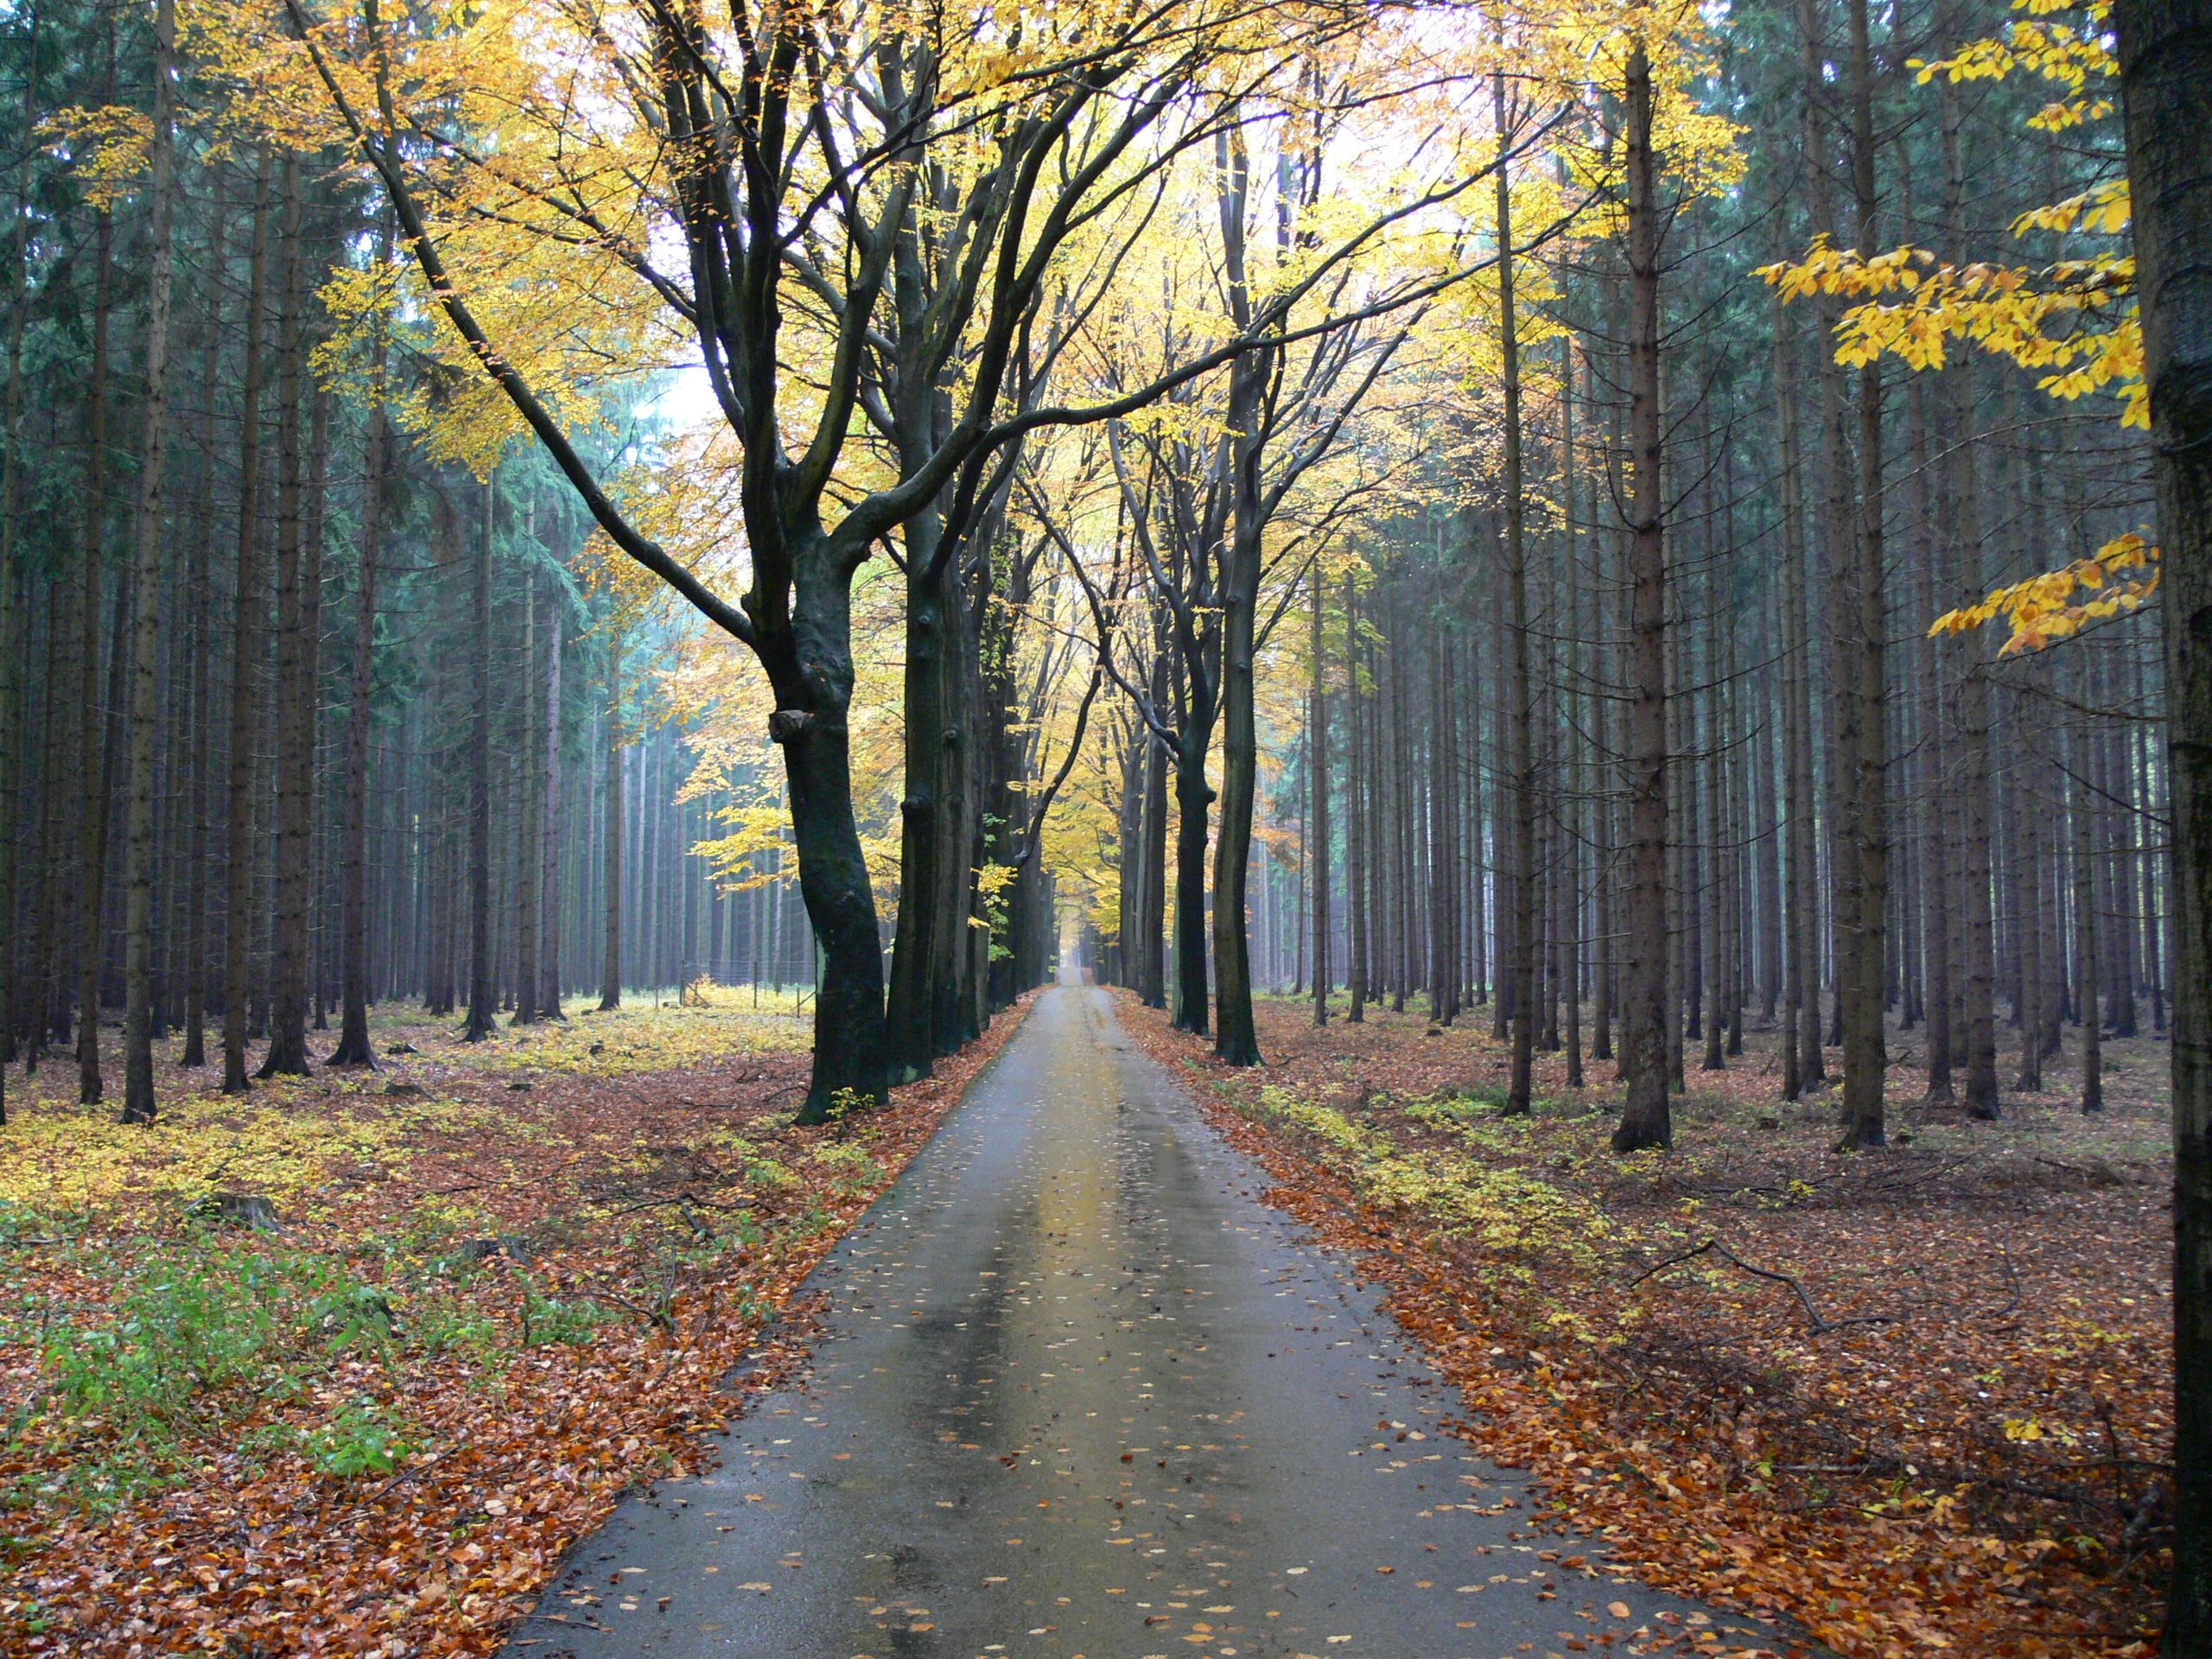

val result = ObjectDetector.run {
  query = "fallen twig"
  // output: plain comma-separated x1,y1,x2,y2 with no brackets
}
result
1628,1236,1897,1334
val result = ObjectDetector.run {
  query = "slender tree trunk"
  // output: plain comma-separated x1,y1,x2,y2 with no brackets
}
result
179,164,228,1071
1614,40,1672,1153
539,594,563,1018
1345,573,1367,1022
1834,0,1888,1150
600,637,623,1009
1929,70,2002,1119
1311,568,1330,1025
514,569,543,1027
221,154,274,1093
1562,338,1586,1086
331,221,391,1065
1497,64,1536,1115
118,0,180,1124
2014,725,2048,1092
259,161,312,1077
2071,690,2103,1113
0,0,37,1109
463,477,496,1041
76,186,116,1105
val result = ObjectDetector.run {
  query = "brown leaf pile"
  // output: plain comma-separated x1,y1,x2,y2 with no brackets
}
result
0,993,1035,1656
1117,992,2171,1659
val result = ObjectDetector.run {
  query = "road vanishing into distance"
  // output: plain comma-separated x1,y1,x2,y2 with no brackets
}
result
504,986,1787,1659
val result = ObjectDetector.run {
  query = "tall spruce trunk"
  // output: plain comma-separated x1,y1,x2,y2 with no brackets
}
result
118,0,180,1124
2070,683,2102,1114
259,162,313,1077
463,478,495,1042
1613,40,1672,1154
600,639,623,1009
331,218,391,1065
2108,0,2212,1641
76,193,115,1104
514,571,542,1026
0,0,36,1105
539,599,563,1017
1914,372,1955,1102
1834,0,1889,1149
221,154,273,1093
1936,58,2002,1118
180,164,228,1071
1498,62,1536,1116
1779,316,1823,1099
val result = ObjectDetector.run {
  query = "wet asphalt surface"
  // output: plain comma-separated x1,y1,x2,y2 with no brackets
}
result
504,986,1785,1659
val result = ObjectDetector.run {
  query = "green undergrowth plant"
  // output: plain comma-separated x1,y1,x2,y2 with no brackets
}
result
303,1398,417,1478
517,1276,613,1347
1246,1085,1615,1276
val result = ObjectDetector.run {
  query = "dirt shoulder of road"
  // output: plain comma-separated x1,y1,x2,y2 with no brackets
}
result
1117,991,2171,1659
1,989,1036,1656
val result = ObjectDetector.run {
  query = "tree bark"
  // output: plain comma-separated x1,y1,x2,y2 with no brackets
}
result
118,0,180,1124
539,589,564,1018
1498,60,1536,1115
1833,0,1888,1150
600,636,623,1009
463,477,496,1042
1613,39,1672,1154
2070,685,2102,1114
76,181,116,1105
1346,573,1367,1022
259,159,313,1077
2108,0,2212,1641
331,218,391,1066
221,152,274,1093
1311,567,1330,1025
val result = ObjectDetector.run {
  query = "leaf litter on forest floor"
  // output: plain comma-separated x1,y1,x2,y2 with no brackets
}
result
0,991,1036,1656
1119,991,2171,1659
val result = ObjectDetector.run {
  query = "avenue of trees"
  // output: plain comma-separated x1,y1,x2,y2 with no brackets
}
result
0,0,2205,1639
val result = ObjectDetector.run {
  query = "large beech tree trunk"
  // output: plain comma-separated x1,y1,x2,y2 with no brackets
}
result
764,541,889,1122
1173,722,1214,1037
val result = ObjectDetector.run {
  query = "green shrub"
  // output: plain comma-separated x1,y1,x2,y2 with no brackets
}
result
304,1399,416,1478
518,1278,611,1347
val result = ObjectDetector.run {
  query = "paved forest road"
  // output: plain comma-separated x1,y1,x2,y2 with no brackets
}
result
505,988,1781,1659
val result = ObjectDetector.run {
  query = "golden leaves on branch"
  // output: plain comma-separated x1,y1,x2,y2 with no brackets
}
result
37,105,155,210
1755,233,2145,428
1929,531,2159,656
